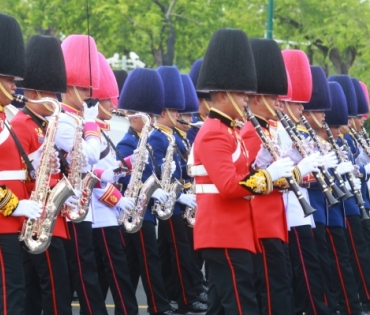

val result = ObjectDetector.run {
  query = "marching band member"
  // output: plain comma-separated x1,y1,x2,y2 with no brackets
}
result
330,76,370,314
192,28,293,315
187,59,212,145
57,34,109,315
303,68,364,315
116,68,175,315
91,52,139,315
10,34,71,315
154,66,206,313
279,49,330,315
0,13,44,315
241,38,304,315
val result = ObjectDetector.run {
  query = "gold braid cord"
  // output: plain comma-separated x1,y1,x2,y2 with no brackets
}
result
239,170,273,195
0,186,19,216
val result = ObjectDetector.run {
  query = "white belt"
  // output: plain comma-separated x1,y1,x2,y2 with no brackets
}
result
191,165,208,176
0,170,27,181
195,184,219,194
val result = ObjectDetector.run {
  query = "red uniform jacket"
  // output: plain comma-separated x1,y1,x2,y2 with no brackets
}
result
241,117,288,243
193,109,272,253
0,112,28,233
11,110,69,239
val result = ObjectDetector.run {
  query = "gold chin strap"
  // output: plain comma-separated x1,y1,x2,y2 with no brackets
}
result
202,99,210,111
0,82,14,102
309,111,323,129
286,102,300,123
350,117,356,129
36,91,54,113
73,86,84,106
261,95,277,117
166,108,178,127
226,92,246,122
98,102,113,118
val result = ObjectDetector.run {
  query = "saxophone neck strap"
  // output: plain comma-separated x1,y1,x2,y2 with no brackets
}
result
100,129,130,170
22,106,69,173
145,144,162,180
4,121,36,180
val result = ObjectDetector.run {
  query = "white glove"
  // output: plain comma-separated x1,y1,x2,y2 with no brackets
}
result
151,188,169,204
254,145,274,169
336,161,355,175
11,200,42,219
101,167,127,183
64,190,82,209
177,193,197,208
322,151,339,169
297,152,322,177
266,157,295,182
345,178,361,191
130,148,149,166
356,147,370,166
339,146,349,161
284,147,303,164
118,197,135,215
161,161,176,177
83,102,99,122
31,144,44,170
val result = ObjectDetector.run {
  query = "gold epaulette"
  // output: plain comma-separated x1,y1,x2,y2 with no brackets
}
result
239,169,273,195
0,186,19,216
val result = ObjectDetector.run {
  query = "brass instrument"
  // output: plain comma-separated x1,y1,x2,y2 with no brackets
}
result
300,115,351,200
151,128,182,220
326,124,369,220
61,113,99,222
245,107,316,217
277,111,338,207
15,95,76,254
118,113,161,233
177,119,204,129
183,181,196,227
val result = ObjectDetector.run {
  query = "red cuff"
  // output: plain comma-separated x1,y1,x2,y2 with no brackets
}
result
98,184,122,208
302,173,316,184
123,156,132,170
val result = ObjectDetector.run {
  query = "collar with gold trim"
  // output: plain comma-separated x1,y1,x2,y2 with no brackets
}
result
208,108,235,128
127,126,141,139
174,127,187,139
24,106,48,128
62,103,81,116
254,114,270,130
95,119,110,131
155,123,173,135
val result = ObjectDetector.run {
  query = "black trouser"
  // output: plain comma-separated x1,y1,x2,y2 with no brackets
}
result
0,233,25,315
124,221,170,314
326,226,362,315
202,248,259,315
253,238,293,315
63,221,108,315
23,237,72,315
93,226,138,315
157,214,198,308
345,215,370,304
185,224,206,293
361,216,370,255
289,225,330,315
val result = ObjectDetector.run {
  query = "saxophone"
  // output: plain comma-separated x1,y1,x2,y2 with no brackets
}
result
183,180,196,227
61,113,99,222
118,113,161,233
15,95,76,254
151,128,182,220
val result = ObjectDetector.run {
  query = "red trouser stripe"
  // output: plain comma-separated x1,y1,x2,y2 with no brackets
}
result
293,228,317,315
0,248,7,315
72,223,93,315
224,249,243,315
261,242,272,315
139,229,158,313
169,218,187,305
101,228,128,315
326,228,351,314
346,218,370,299
45,249,58,315
118,228,126,247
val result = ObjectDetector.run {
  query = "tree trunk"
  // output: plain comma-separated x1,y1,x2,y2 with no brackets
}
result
152,46,163,66
163,22,175,65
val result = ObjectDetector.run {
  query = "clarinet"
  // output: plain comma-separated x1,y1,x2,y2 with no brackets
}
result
245,107,316,217
285,114,347,201
300,115,351,200
325,123,369,220
349,126,370,158
361,126,370,147
276,111,338,207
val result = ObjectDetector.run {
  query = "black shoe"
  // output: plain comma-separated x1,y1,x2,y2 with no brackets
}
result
151,309,175,315
177,301,207,314
363,301,370,314
197,291,207,304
